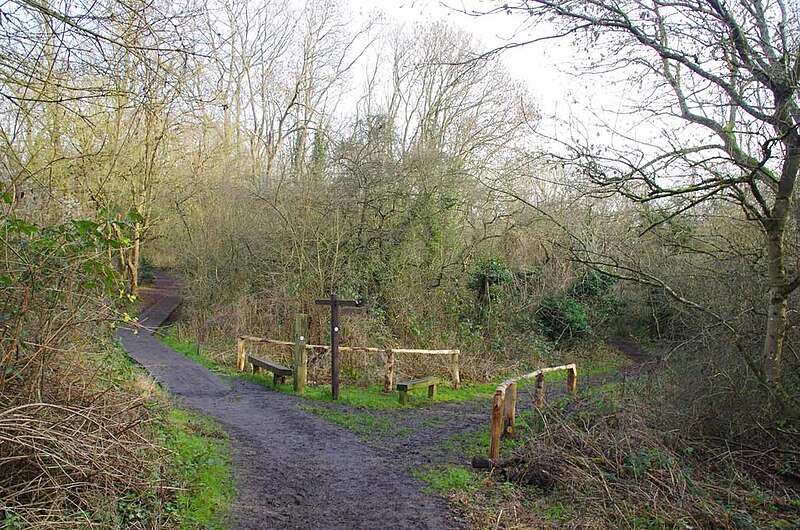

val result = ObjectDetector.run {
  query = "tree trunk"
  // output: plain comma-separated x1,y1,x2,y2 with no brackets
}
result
763,228,788,389
127,223,141,297
763,287,787,385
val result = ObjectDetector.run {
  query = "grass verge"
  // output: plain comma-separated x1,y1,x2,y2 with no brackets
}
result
162,408,236,530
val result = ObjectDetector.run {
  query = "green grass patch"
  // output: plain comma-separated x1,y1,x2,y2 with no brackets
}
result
414,465,483,495
298,404,394,437
163,408,236,529
440,428,492,457
284,381,496,410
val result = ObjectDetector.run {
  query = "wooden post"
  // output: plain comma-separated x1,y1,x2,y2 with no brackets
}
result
450,351,461,389
489,390,505,460
534,373,545,407
330,294,340,400
567,365,578,394
237,337,245,372
315,295,360,401
503,382,517,438
383,349,395,394
293,314,308,394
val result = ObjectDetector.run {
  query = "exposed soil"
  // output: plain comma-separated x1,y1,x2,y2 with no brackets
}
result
119,273,465,530
120,273,653,529
608,338,659,375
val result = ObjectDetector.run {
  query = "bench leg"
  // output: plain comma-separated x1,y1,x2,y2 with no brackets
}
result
279,375,287,385
252,365,260,375
273,373,279,386
399,390,408,406
428,384,437,400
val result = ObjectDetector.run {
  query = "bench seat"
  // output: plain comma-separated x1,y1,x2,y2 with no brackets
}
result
247,354,293,386
396,376,439,405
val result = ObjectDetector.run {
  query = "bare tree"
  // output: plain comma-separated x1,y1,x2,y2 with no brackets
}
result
469,0,800,402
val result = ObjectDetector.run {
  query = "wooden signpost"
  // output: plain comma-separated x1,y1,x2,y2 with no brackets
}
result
315,294,365,400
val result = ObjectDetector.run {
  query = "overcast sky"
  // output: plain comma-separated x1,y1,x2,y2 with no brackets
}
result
346,1,574,105
343,0,636,149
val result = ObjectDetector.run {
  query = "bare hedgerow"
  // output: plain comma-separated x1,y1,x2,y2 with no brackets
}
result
503,392,800,529
0,397,170,529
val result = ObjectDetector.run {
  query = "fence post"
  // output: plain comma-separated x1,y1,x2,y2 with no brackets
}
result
450,351,462,389
383,349,394,393
503,382,517,438
534,373,545,407
293,314,308,393
567,365,578,394
489,390,505,459
237,337,245,372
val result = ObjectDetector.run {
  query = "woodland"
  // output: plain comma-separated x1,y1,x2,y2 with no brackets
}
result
2,0,800,528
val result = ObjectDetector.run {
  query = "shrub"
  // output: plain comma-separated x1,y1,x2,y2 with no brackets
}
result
537,294,591,341
569,270,617,300
468,256,513,304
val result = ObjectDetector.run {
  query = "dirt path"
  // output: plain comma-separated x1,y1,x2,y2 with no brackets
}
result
119,273,464,530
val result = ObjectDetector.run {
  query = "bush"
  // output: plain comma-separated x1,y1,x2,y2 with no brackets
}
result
569,270,616,300
537,294,591,341
468,256,513,304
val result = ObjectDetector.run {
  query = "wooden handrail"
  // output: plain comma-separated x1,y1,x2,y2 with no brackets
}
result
488,363,577,460
236,335,461,390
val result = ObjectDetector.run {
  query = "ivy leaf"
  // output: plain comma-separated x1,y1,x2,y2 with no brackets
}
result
127,208,144,223
6,219,38,236
72,219,99,236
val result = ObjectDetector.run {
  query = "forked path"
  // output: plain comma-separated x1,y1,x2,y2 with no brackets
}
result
118,274,463,530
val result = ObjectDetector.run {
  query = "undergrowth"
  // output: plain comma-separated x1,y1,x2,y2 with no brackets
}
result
0,339,235,529
448,381,800,529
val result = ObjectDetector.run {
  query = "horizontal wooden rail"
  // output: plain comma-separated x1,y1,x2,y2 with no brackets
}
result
488,363,577,460
236,335,461,390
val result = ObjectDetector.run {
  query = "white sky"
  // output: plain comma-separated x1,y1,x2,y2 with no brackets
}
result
344,0,634,148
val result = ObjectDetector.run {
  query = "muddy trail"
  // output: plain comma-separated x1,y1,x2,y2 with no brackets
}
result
120,274,462,530
120,273,651,529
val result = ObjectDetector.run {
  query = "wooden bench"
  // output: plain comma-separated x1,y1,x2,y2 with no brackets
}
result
396,376,439,405
247,354,293,386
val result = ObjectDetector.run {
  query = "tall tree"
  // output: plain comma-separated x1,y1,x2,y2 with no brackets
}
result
474,0,800,402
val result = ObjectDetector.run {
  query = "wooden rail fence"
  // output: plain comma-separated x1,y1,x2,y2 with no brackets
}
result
488,363,577,460
237,335,461,391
